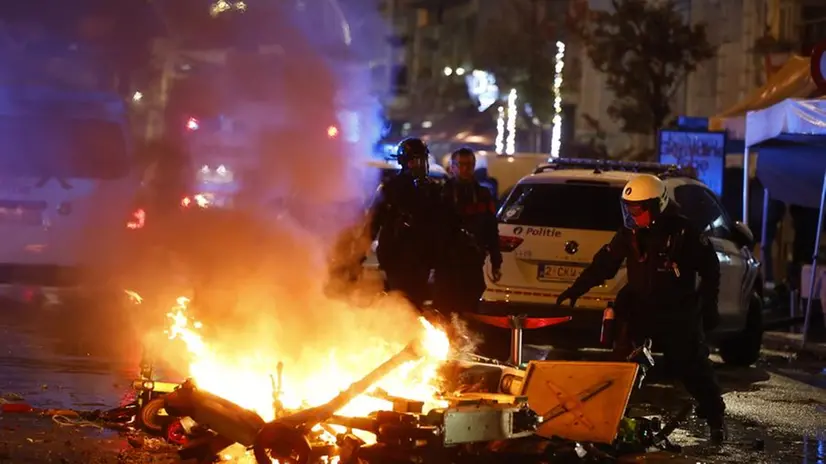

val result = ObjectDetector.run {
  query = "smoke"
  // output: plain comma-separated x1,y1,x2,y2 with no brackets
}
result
212,0,389,209
136,1,439,398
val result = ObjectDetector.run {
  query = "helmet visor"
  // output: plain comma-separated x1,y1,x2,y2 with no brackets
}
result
621,200,654,229
624,202,648,217
408,156,429,179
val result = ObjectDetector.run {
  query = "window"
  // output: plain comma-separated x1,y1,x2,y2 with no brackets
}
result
0,116,129,179
499,182,624,231
673,185,731,238
392,65,408,94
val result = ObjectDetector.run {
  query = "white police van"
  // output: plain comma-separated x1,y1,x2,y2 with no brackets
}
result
480,159,763,366
0,87,136,296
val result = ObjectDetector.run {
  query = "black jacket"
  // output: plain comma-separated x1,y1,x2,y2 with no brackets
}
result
369,172,450,271
569,212,720,317
442,178,503,268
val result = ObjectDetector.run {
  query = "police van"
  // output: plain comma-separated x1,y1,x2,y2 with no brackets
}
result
481,158,764,366
0,87,137,295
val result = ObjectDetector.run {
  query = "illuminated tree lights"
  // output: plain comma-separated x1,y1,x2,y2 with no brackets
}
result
506,88,517,155
495,106,505,154
494,88,518,155
550,41,565,159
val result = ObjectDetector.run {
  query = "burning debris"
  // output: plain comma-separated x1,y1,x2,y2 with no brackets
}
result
101,295,691,464
149,326,541,464
160,296,451,420
0,290,693,463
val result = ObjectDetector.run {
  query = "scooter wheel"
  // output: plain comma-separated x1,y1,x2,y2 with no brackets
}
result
253,422,311,464
138,397,167,434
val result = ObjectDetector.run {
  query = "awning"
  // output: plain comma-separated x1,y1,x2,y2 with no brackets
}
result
745,98,826,208
709,55,818,138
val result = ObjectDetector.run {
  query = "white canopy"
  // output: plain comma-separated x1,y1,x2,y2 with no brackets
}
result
741,98,826,210
746,98,826,148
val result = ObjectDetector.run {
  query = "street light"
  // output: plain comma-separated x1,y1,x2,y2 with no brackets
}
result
210,0,247,17
443,67,453,76
455,67,466,76
132,91,143,102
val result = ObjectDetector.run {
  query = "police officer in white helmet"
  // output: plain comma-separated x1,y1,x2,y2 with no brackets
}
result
557,174,726,444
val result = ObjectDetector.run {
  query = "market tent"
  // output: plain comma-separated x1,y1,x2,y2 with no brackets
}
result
744,98,826,345
710,55,817,139
745,98,826,209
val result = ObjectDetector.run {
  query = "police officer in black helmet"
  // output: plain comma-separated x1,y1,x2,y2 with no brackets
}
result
369,138,448,308
556,174,727,444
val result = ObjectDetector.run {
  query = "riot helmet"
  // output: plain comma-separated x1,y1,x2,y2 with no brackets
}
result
396,137,430,180
620,174,669,229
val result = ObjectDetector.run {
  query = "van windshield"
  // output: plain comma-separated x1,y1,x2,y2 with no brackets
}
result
499,183,624,231
0,116,129,179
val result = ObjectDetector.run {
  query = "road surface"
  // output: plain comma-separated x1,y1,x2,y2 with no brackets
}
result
1,300,825,463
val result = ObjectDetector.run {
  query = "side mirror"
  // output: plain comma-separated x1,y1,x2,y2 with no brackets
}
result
732,221,755,247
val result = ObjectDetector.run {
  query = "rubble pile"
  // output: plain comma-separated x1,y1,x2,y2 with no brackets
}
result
118,336,689,464
0,299,693,464
0,344,691,464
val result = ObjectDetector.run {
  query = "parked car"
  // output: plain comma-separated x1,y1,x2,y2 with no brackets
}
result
0,87,137,303
478,158,763,366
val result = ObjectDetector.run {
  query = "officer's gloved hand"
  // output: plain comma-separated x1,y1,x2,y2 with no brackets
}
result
556,287,580,307
491,266,502,283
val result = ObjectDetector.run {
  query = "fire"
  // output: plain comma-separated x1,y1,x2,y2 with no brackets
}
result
163,297,450,423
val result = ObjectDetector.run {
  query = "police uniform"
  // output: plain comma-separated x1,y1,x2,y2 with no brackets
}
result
561,209,726,428
434,178,502,315
369,139,450,308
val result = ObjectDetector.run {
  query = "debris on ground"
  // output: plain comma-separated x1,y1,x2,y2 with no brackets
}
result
0,326,703,463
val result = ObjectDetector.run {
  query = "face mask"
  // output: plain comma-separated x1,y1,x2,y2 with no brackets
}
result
408,157,429,180
622,201,653,229
631,209,652,228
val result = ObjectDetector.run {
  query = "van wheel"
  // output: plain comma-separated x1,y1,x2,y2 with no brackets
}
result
718,293,763,367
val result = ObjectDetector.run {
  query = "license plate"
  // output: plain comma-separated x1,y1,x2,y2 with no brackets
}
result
0,201,44,226
537,263,583,282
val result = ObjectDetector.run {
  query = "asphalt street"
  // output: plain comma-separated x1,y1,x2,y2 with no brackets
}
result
0,301,825,463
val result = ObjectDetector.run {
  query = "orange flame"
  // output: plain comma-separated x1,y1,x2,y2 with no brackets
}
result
163,297,449,423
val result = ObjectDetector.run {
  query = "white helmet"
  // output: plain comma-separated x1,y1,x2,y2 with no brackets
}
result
620,174,669,229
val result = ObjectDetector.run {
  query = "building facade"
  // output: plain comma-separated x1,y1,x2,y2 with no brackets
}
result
577,0,826,155
373,0,826,154
377,0,573,153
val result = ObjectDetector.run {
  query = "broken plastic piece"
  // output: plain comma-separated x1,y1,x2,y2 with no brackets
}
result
1,403,33,413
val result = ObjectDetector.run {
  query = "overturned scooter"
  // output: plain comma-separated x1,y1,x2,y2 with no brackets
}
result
252,338,432,464
161,336,433,464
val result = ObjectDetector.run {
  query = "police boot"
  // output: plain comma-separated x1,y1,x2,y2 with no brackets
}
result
707,416,728,445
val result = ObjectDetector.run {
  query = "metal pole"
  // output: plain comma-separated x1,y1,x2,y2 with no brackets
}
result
791,289,798,319
801,170,826,347
742,147,751,225
510,327,523,367
760,187,770,286
760,188,770,251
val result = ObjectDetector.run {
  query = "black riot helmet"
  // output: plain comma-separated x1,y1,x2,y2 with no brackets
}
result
396,137,430,180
